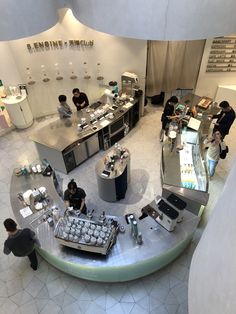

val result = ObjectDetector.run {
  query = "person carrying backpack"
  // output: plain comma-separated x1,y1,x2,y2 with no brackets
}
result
204,131,227,179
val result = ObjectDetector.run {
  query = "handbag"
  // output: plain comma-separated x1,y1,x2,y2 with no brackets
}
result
219,143,229,159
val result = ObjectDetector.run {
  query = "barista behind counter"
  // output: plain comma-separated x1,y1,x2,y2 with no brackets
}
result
72,88,89,111
64,179,87,214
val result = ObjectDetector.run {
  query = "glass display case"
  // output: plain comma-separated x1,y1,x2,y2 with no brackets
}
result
161,93,211,216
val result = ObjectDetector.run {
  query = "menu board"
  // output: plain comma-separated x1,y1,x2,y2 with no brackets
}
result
206,37,236,72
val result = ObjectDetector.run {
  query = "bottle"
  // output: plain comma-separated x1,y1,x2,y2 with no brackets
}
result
137,232,143,245
132,221,138,238
52,207,60,223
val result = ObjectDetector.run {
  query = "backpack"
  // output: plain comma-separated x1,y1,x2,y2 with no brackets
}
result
219,144,229,159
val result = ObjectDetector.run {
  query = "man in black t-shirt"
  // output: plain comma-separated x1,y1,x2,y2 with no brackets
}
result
3,218,40,270
64,179,87,214
209,101,235,138
72,88,89,111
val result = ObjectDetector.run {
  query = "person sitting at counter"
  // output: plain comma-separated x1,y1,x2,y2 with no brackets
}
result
57,95,72,118
72,88,89,111
3,218,40,270
160,96,178,142
64,179,87,214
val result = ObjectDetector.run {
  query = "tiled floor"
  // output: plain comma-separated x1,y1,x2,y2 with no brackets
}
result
0,102,233,314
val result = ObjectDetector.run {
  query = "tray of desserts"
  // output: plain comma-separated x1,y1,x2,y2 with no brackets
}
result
54,215,119,255
197,97,212,109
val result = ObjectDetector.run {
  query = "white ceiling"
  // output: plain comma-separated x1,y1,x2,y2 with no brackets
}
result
1,0,236,41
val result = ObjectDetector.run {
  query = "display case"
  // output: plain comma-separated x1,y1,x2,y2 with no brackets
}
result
161,94,211,216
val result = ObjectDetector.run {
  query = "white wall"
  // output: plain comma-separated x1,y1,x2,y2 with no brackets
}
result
2,9,147,118
189,160,236,314
0,42,23,85
195,39,236,100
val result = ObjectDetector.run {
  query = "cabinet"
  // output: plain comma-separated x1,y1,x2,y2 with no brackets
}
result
73,142,87,166
2,94,33,129
86,133,100,157
130,101,140,128
99,101,140,150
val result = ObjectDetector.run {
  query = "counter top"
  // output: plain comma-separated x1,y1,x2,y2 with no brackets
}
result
1,94,27,105
10,171,199,282
30,100,136,152
95,148,130,179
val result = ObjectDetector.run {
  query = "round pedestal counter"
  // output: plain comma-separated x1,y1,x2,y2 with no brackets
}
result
1,94,33,129
95,148,130,202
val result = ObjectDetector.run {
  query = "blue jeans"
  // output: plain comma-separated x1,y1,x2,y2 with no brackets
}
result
207,157,218,177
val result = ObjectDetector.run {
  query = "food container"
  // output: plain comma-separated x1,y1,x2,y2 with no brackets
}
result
84,235,90,243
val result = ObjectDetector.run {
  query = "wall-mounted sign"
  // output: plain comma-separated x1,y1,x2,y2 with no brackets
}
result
26,39,94,52
206,37,236,72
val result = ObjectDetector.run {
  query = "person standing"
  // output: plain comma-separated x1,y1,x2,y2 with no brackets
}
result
204,131,226,178
64,179,87,214
72,88,89,111
208,101,235,138
160,96,178,142
3,218,40,270
57,95,72,118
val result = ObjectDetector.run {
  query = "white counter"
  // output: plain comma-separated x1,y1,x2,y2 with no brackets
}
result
1,94,33,128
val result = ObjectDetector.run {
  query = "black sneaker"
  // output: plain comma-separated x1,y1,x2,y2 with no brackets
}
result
30,264,38,271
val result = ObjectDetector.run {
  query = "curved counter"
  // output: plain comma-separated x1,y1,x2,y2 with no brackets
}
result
10,171,199,282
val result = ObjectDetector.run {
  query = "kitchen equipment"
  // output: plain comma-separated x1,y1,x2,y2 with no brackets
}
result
47,217,54,226
23,189,33,205
166,193,186,223
31,189,41,202
142,196,179,232
121,72,139,97
54,214,119,255
155,196,179,231
36,164,42,173
52,207,60,222
35,202,43,210
31,166,37,173
38,186,47,198
108,81,119,95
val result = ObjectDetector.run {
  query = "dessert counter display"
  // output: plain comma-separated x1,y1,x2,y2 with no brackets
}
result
161,93,219,216
10,170,199,282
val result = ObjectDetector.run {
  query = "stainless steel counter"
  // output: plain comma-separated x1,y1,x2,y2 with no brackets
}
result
30,99,140,173
30,101,136,152
11,171,199,282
